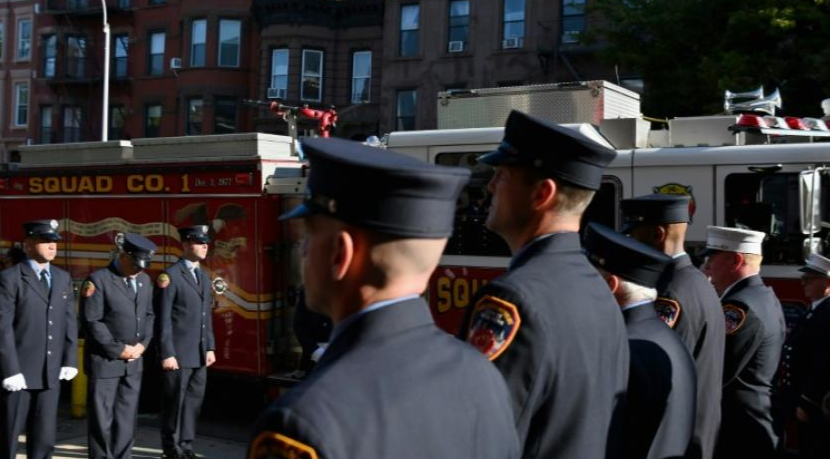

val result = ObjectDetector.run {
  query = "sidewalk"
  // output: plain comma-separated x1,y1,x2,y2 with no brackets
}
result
15,416,248,459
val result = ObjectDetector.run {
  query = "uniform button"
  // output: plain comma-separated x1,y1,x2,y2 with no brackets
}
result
48,335,53,340
48,321,53,326
136,333,140,337
47,351,51,355
137,318,140,322
49,306,53,310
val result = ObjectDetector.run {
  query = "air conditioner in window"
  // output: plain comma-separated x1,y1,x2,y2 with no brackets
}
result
267,88,287,100
169,57,182,70
502,37,520,49
448,41,464,53
561,31,580,44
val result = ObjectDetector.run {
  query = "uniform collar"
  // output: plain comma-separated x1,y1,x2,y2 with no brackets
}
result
510,231,579,270
330,294,421,342
811,295,830,311
621,299,653,312
183,258,200,270
26,258,50,276
719,273,755,300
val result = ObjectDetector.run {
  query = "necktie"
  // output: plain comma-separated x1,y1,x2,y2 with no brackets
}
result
125,277,136,295
194,267,201,285
40,270,50,294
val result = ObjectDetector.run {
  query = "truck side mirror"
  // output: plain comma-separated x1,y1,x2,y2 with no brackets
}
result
800,169,823,235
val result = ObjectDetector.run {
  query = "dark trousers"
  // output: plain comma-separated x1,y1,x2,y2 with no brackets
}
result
88,373,142,459
0,386,60,459
798,406,830,459
161,367,207,455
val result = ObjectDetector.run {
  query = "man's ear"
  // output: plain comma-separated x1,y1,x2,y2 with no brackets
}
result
732,252,745,272
655,225,668,245
331,230,354,281
605,274,620,294
533,178,557,211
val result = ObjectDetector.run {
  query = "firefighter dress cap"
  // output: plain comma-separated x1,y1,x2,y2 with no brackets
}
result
280,137,471,238
178,225,211,244
23,219,62,241
119,233,157,269
621,193,691,232
584,222,672,288
705,226,765,255
799,252,830,277
478,110,617,190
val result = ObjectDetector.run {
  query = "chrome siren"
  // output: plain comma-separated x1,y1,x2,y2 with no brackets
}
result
725,88,782,116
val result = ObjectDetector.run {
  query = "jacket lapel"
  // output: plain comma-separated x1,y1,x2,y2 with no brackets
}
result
21,263,48,303
49,268,65,306
108,264,135,302
178,260,203,298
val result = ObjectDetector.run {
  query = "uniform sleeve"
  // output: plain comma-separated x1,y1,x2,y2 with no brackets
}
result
61,273,79,368
205,292,216,352
660,286,697,352
0,269,21,377
81,278,126,360
800,314,830,410
249,405,329,459
155,274,177,359
722,302,763,387
141,275,155,349
463,283,546,446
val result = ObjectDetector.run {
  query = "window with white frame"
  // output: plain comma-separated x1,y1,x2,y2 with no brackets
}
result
114,34,128,78
399,4,420,57
43,35,57,78
149,31,165,76
218,19,241,67
503,0,525,48
14,82,29,127
270,49,288,99
351,51,371,104
301,49,323,102
448,1,469,51
191,19,206,67
16,18,31,60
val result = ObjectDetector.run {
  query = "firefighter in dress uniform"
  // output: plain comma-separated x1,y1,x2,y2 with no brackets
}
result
0,220,78,459
621,194,725,459
460,110,629,459
585,222,697,459
81,233,157,459
248,137,520,459
702,226,785,459
777,252,830,458
155,225,216,459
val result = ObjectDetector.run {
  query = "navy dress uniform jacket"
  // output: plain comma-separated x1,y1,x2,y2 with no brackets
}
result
81,264,154,378
0,263,77,389
463,233,630,459
623,303,697,459
250,297,520,459
780,297,830,415
656,254,725,459
155,259,215,367
716,275,785,459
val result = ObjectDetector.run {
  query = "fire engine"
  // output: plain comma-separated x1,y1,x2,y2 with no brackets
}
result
3,133,308,383
387,106,830,336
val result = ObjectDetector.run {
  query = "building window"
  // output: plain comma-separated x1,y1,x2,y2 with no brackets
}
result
68,0,89,8
214,98,237,134
66,36,86,78
40,106,53,144
503,0,525,48
0,22,5,61
117,0,131,9
270,49,288,99
145,104,162,137
187,98,203,135
301,49,323,102
110,106,125,140
148,31,165,76
16,18,31,60
13,83,29,127
114,34,128,78
399,4,420,57
63,106,82,142
43,35,57,78
396,89,417,131
149,0,165,5
218,19,241,68
561,0,586,44
190,19,206,67
351,51,371,104
448,1,469,52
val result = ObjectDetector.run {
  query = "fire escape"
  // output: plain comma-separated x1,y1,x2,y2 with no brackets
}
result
40,0,132,143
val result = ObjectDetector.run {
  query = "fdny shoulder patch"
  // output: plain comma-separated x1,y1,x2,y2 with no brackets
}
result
654,297,682,328
156,273,171,289
466,295,521,361
723,303,746,335
248,431,319,459
81,281,96,298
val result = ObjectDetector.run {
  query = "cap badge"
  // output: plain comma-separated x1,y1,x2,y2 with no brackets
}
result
50,220,59,230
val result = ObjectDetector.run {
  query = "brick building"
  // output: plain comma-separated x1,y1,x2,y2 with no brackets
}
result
1,0,622,161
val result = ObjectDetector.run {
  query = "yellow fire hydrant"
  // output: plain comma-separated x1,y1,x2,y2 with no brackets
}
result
71,338,86,419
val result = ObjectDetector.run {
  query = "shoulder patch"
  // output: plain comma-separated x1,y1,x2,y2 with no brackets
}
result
466,295,521,361
655,297,682,328
248,431,319,459
723,303,747,335
156,273,171,289
81,280,96,298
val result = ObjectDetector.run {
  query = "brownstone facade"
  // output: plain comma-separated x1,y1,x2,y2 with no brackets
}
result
1,0,619,161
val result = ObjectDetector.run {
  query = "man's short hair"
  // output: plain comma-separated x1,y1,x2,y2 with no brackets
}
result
520,169,596,216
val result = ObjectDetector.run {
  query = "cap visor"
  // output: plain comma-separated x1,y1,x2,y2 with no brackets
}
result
478,149,515,166
42,234,62,242
278,203,318,221
799,266,829,276
132,257,148,269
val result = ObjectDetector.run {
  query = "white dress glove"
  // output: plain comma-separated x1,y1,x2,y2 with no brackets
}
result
59,367,78,381
310,343,329,362
2,373,27,392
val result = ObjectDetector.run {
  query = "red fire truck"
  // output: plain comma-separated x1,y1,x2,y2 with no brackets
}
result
3,133,307,382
